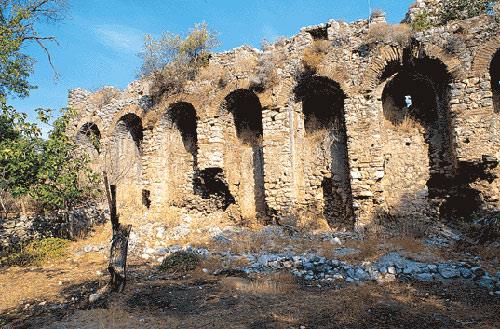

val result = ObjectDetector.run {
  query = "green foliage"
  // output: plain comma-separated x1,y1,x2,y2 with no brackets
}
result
0,3,34,99
439,0,498,23
0,237,69,267
0,107,100,213
159,251,201,273
32,108,100,211
138,22,219,98
0,1,88,214
410,10,434,31
0,0,66,100
0,105,43,198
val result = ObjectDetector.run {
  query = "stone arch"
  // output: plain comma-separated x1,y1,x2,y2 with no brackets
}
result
377,55,459,219
220,89,267,221
362,43,462,91
110,112,144,210
108,104,144,138
152,102,199,208
75,116,104,141
421,44,463,78
362,45,404,91
471,35,500,76
76,122,101,157
293,74,354,227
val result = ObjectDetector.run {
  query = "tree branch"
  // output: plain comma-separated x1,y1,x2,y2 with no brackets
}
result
34,37,60,80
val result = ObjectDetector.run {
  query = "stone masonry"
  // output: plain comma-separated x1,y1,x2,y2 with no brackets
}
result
68,1,499,229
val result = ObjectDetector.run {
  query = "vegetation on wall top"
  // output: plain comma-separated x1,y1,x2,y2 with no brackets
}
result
138,22,220,100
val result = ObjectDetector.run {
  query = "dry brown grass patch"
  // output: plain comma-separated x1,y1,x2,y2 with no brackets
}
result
302,40,331,72
198,63,229,88
340,238,389,263
366,23,411,48
388,237,427,254
221,271,297,295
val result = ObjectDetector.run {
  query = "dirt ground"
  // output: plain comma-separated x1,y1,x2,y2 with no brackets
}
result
0,226,499,329
1,260,499,328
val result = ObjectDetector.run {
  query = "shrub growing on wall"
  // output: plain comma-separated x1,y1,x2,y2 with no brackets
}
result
410,10,434,31
440,0,498,23
138,23,220,100
366,23,412,49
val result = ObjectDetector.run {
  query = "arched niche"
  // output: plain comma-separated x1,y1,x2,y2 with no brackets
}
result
221,89,267,221
111,113,143,210
379,57,456,218
225,89,263,145
154,102,198,208
293,75,354,227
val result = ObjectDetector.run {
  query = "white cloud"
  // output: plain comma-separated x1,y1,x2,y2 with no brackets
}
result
93,24,144,53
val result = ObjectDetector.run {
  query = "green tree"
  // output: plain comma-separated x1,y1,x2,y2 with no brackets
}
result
32,108,99,213
0,1,99,215
1,0,66,100
0,104,42,212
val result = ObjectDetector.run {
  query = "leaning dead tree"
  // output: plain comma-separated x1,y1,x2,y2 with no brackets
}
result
103,172,131,292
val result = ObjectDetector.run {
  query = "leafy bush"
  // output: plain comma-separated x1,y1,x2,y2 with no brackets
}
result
410,10,434,31
439,0,497,23
159,251,200,273
0,237,70,267
138,23,219,100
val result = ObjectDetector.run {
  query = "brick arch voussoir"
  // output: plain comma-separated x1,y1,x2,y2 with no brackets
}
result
471,35,500,76
422,44,463,79
74,116,105,140
361,45,404,92
107,104,145,138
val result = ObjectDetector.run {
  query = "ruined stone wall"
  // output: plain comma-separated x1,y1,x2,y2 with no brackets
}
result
0,206,107,250
68,6,500,229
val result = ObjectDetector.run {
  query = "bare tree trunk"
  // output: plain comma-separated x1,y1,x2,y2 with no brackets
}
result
103,171,132,292
109,223,132,292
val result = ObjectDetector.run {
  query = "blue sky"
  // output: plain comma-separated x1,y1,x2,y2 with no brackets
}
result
9,0,414,124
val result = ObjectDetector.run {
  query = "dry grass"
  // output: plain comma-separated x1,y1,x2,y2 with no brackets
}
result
388,237,428,254
302,40,331,72
384,114,423,134
396,116,420,133
60,306,170,329
89,87,120,108
46,275,500,329
197,63,229,89
0,256,106,312
366,23,411,48
2,223,499,328
250,46,287,92
295,210,332,233
221,272,297,295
